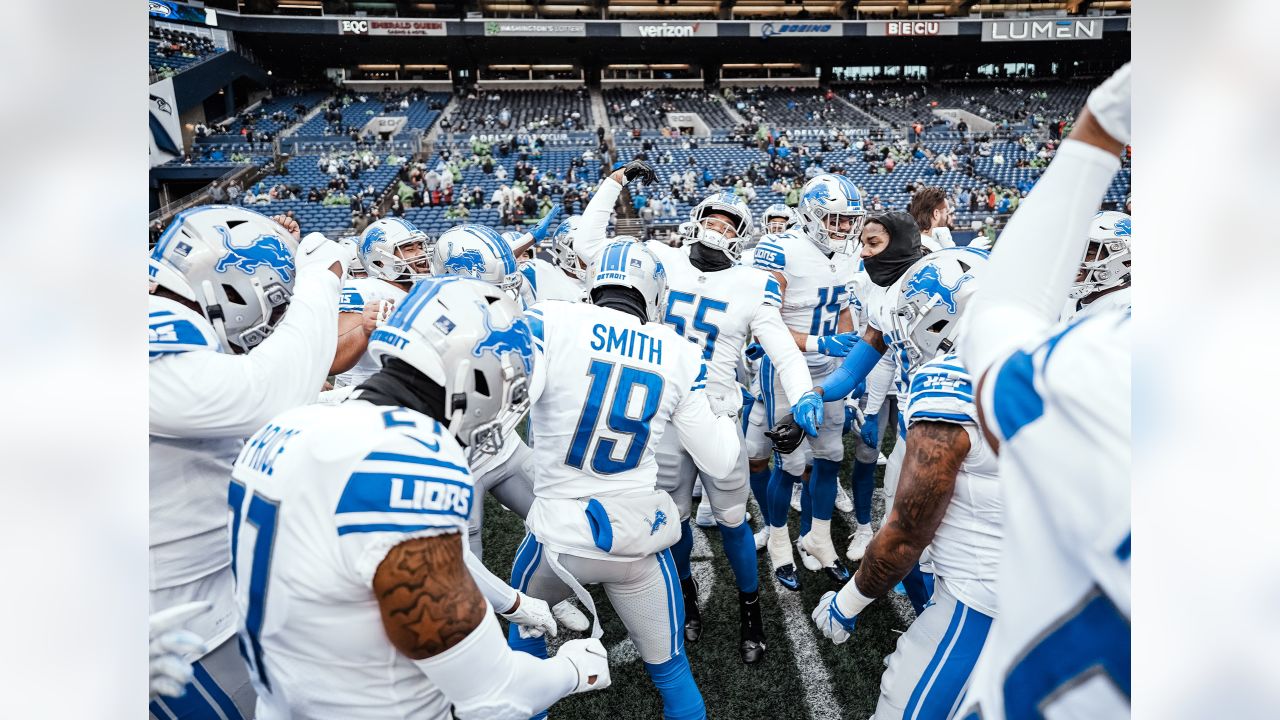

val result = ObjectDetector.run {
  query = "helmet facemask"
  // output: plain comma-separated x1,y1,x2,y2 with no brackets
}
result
805,207,864,256
1069,239,1131,300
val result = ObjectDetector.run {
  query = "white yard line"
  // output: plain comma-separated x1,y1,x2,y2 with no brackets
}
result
750,497,845,720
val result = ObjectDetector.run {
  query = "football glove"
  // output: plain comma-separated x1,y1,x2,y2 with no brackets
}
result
860,412,881,449
298,231,355,278
814,332,859,358
792,391,824,437
843,402,865,436
500,592,558,640
621,159,657,186
559,638,612,694
529,205,563,244
744,342,765,362
812,590,860,645
149,601,212,698
765,414,806,454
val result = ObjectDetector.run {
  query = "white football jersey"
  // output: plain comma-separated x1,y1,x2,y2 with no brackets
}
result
228,399,472,719
524,300,710,499
957,310,1131,720
1074,285,1131,320
753,229,857,376
335,278,408,388
904,354,1001,617
520,257,585,303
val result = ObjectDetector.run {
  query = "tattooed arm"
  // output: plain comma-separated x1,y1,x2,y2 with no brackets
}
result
372,532,486,659
852,421,969,598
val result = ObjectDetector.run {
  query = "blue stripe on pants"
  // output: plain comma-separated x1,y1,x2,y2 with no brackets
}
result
655,549,683,658
191,662,244,720
903,601,994,720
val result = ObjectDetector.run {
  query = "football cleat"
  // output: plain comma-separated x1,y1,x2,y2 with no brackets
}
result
796,536,823,572
823,561,852,585
738,591,767,664
754,526,770,553
846,523,874,562
834,484,853,514
774,563,802,592
681,575,702,643
553,599,590,633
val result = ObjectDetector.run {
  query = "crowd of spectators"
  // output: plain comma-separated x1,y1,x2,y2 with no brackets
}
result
605,88,737,131
447,87,592,133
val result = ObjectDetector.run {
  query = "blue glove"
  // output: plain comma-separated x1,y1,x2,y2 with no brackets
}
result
791,391,824,438
529,205,563,243
843,405,856,435
851,380,866,400
816,332,859,358
860,412,880,449
744,342,765,362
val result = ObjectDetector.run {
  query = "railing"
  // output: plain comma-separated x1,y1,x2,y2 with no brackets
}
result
148,161,272,225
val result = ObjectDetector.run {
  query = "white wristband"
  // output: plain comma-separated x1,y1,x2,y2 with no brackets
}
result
804,335,819,353
835,577,877,617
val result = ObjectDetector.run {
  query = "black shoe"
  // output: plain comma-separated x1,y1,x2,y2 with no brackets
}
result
823,560,852,586
774,563,801,591
738,591,767,664
681,575,702,643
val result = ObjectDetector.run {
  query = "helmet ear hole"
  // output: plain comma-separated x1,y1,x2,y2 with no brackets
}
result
473,369,490,397
223,284,246,305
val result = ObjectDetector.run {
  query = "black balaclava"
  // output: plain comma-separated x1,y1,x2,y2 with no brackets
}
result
688,241,733,273
591,286,648,324
862,211,924,287
355,356,447,421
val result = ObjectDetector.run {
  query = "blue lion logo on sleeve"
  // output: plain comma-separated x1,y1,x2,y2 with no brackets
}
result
214,227,294,283
903,264,973,314
443,249,487,277
473,309,534,374
361,226,385,256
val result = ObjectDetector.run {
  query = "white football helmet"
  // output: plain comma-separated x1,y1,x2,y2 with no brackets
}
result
760,203,798,235
689,189,754,261
367,276,534,464
797,173,866,255
357,217,432,283
1069,211,1132,300
589,237,668,323
551,215,587,282
148,205,297,354
431,224,522,299
890,247,990,368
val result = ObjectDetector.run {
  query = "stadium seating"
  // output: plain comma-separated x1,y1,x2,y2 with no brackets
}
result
291,91,450,140
730,87,870,129
604,88,738,131
149,28,223,77
231,153,406,235
205,91,330,142
448,89,595,133
839,81,1093,130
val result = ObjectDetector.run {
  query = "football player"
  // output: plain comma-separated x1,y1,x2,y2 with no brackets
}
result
760,203,799,236
575,167,816,663
550,215,589,291
509,239,741,719
509,209,584,303
954,64,1131,720
752,173,865,590
1067,210,1131,318
227,276,609,718
149,205,353,719
331,217,432,388
811,248,1004,719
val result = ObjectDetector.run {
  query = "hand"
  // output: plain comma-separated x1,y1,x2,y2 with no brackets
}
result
149,601,212,698
529,205,562,243
791,390,824,437
1083,62,1131,148
621,159,657,186
559,638,611,694
811,590,859,645
843,403,865,436
765,414,805,454
744,342,765,362
272,214,301,241
859,412,880,449
297,232,355,281
816,332,859,358
500,592,558,640
362,300,393,335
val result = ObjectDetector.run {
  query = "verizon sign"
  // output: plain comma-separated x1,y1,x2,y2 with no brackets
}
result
982,19,1103,42
622,22,717,38
868,20,959,37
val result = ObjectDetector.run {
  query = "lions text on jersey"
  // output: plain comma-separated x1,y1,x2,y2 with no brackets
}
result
228,400,473,719
958,311,1131,720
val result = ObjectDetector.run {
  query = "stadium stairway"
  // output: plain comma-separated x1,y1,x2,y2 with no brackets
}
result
423,95,459,149
716,94,747,126
280,95,335,138
832,93,887,130
589,88,610,136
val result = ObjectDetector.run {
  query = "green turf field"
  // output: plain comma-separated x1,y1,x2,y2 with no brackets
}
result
481,428,907,719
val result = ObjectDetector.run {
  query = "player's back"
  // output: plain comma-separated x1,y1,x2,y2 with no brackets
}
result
905,353,1002,617
335,277,407,388
525,300,704,500
753,229,856,374
229,399,472,719
959,310,1130,719
648,240,779,413
521,257,584,303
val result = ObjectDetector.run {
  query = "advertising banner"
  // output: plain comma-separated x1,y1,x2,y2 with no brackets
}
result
339,18,446,36
620,22,717,38
751,22,840,39
149,77,183,168
483,21,586,37
867,20,960,37
982,18,1103,41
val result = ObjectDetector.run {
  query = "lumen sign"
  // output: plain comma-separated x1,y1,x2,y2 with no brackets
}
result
982,19,1103,42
